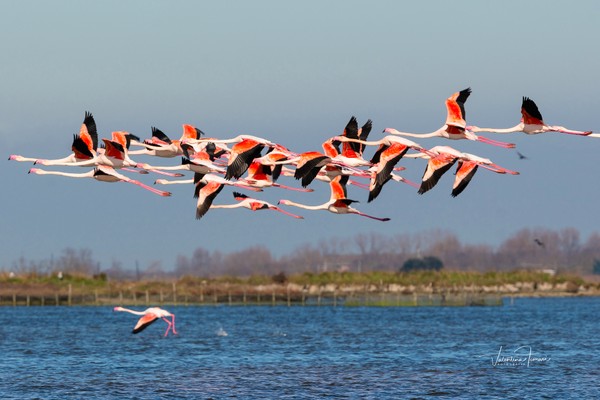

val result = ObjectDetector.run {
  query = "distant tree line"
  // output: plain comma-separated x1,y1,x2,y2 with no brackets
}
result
6,227,600,280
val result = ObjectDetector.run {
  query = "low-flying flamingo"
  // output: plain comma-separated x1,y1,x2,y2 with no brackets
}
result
28,166,172,196
10,111,98,163
467,97,592,136
384,88,515,148
278,175,391,221
211,192,304,219
113,306,177,337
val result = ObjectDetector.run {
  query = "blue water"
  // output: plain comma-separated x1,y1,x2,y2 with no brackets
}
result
0,297,598,399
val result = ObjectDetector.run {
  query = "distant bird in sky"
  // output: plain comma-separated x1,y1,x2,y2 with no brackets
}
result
534,238,545,248
517,151,528,160
468,97,592,136
384,88,516,148
211,191,304,218
113,306,177,337
279,175,391,221
28,166,172,196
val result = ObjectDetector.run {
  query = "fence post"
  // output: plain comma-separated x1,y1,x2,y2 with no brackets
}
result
145,290,149,306
95,290,99,306
55,292,59,306
68,284,72,306
13,293,16,306
172,282,177,305
287,286,291,307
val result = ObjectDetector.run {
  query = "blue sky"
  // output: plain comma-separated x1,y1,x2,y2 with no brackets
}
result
3,0,600,271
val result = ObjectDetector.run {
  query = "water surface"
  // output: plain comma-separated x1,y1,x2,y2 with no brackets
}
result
0,297,598,399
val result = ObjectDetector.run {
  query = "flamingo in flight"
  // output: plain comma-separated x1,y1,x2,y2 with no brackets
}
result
331,134,432,201
128,124,204,157
156,172,263,194
349,169,419,202
211,192,304,219
384,88,516,149
113,306,177,337
190,171,272,219
28,165,172,196
10,111,98,163
450,152,519,197
183,134,279,180
278,175,391,221
239,160,313,192
280,136,369,188
338,116,373,159
467,96,592,136
406,145,519,196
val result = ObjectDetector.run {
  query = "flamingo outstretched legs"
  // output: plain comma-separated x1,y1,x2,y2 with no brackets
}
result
161,315,177,337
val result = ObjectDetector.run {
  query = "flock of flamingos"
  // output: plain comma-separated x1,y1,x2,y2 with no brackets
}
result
10,87,598,224
9,88,598,335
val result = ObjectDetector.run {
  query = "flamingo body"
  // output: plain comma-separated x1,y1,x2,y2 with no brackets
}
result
113,306,177,337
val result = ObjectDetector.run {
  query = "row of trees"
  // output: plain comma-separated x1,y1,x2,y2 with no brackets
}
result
7,227,600,280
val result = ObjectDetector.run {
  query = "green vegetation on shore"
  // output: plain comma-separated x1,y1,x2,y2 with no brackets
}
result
0,269,590,294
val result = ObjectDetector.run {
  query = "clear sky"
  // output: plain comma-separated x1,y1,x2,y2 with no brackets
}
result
2,0,600,272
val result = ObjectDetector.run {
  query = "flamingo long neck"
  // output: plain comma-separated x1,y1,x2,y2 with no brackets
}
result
116,307,146,316
9,155,39,162
385,128,441,138
31,168,93,178
154,178,194,185
210,203,244,210
139,163,185,171
280,200,327,211
469,124,522,134
35,154,80,166
41,157,97,167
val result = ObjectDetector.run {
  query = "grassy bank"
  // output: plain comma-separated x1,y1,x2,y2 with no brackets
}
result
0,270,595,307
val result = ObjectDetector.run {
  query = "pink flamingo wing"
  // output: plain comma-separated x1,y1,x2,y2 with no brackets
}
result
133,313,159,334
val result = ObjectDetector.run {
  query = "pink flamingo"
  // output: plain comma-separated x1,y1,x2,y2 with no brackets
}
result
10,111,98,163
467,96,592,136
211,192,304,219
279,175,391,222
385,88,515,148
113,306,177,337
28,166,172,197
